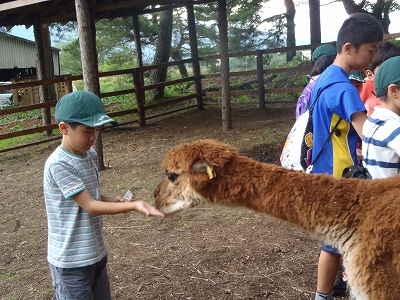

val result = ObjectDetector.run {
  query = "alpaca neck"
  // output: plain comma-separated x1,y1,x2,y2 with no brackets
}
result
203,157,361,237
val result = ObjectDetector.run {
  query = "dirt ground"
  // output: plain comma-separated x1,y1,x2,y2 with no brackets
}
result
0,102,350,300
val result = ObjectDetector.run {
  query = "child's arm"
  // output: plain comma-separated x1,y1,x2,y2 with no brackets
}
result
72,189,167,217
101,194,124,202
351,111,368,138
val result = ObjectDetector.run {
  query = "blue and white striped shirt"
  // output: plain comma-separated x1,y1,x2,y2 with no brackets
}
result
362,107,400,179
43,146,107,268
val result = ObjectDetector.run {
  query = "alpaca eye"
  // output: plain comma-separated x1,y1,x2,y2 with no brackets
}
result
166,173,178,182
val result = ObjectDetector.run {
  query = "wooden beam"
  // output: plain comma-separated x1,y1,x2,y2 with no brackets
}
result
0,0,51,11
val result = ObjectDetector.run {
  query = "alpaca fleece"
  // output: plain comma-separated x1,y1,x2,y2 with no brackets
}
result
154,139,400,300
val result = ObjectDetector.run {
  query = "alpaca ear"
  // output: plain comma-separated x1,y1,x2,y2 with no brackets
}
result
191,160,217,180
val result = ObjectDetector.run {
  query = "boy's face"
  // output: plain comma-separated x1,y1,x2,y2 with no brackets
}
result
60,122,100,156
350,42,380,71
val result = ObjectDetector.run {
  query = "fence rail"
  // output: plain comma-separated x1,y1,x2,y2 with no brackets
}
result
1,31,399,152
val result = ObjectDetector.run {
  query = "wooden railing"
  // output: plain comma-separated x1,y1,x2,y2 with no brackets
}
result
1,31,399,152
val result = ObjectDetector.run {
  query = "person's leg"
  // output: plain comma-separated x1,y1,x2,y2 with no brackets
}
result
49,262,95,300
49,258,111,300
333,264,347,296
92,256,111,300
316,250,341,293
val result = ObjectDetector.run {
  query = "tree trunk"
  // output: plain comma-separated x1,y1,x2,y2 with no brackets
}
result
170,50,189,78
33,20,56,136
371,0,391,34
132,14,144,88
341,0,391,34
75,0,106,170
309,0,321,45
186,4,203,110
149,8,173,102
284,0,296,61
218,0,231,131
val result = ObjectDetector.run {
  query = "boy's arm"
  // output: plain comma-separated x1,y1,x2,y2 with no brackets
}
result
101,194,124,202
72,189,166,217
351,111,368,138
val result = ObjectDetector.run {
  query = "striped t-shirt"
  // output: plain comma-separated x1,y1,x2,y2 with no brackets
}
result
362,107,400,179
43,146,107,268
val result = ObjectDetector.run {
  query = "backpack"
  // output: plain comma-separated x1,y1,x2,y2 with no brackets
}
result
295,80,316,119
280,88,342,172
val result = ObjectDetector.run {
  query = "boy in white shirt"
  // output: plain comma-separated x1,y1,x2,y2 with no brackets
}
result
362,56,400,178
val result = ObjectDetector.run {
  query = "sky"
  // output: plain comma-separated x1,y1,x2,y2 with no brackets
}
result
8,1,400,46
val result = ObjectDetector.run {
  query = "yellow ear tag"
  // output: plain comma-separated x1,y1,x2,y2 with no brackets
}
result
206,165,216,180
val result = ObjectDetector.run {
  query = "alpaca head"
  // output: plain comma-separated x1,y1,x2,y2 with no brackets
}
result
153,140,238,214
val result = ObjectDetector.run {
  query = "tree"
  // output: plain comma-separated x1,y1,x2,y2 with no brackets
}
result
284,0,296,61
148,8,173,102
340,0,398,33
309,0,321,45
56,1,289,75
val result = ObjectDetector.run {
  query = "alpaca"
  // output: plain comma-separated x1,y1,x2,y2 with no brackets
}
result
153,139,400,300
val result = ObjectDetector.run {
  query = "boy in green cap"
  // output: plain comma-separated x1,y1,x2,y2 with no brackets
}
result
362,55,400,178
43,91,166,300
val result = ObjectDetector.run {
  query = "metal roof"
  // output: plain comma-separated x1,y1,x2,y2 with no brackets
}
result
0,0,216,29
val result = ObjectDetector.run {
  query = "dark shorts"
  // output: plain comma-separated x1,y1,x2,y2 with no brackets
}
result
49,255,111,300
322,242,341,254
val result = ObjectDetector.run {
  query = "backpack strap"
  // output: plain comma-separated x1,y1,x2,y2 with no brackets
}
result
306,82,344,172
310,117,342,166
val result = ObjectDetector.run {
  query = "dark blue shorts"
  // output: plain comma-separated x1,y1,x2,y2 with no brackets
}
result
49,255,111,300
322,242,341,254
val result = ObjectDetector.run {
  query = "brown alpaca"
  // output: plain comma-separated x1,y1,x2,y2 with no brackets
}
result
153,139,400,300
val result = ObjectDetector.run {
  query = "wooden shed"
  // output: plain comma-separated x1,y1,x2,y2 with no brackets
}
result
0,31,60,80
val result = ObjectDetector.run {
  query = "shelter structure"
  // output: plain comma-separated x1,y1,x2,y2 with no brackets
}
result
0,0,231,168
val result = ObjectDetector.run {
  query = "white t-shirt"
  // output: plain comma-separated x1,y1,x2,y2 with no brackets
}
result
362,107,400,179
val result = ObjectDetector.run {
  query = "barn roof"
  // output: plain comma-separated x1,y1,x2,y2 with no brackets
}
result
0,0,216,29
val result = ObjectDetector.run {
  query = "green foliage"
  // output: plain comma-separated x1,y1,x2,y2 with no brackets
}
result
0,132,56,150
1,109,42,124
266,52,309,100
9,122,23,132
58,35,82,75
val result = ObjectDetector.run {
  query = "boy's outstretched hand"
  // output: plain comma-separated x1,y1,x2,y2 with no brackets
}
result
134,200,168,217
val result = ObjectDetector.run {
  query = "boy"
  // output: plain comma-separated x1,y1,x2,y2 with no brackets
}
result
362,56,400,178
309,13,383,300
363,41,400,116
43,91,166,300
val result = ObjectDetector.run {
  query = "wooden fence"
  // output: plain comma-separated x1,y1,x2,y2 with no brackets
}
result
1,32,399,153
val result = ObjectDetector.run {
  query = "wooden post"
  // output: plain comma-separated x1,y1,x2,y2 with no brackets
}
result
218,0,231,131
75,0,106,170
257,50,266,109
133,68,146,127
33,19,52,136
186,4,204,110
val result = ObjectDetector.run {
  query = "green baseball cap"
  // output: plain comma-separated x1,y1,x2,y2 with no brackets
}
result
55,91,118,127
349,70,365,83
312,44,337,62
374,56,400,97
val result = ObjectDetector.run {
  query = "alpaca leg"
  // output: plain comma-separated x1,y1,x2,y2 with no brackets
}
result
316,250,341,293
